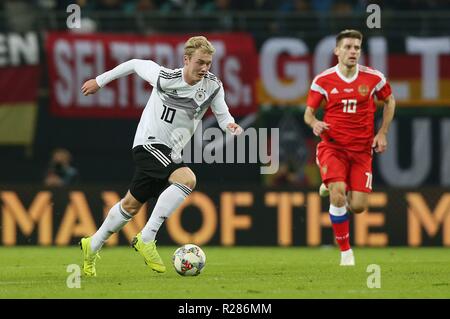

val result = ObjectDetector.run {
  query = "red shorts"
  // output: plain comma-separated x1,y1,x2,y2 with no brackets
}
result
316,142,373,193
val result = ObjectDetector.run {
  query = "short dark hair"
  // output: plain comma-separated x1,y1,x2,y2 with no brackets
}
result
336,29,363,46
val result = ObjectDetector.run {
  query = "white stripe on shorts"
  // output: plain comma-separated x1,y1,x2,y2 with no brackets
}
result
147,144,171,164
143,144,170,166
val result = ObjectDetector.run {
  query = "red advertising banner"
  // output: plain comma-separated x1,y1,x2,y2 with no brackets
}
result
46,32,258,118
0,66,40,104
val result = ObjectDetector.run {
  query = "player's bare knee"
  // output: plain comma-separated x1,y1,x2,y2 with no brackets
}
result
121,201,140,215
349,204,366,214
176,174,196,190
121,193,142,216
329,188,346,207
330,194,346,207
169,168,196,190
185,174,196,190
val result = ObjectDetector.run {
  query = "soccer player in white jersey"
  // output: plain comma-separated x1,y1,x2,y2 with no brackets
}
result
79,36,242,276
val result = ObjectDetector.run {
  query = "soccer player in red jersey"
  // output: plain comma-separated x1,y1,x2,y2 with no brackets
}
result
304,30,396,265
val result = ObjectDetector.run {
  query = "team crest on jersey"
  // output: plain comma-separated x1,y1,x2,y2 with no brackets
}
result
195,88,207,102
358,84,369,96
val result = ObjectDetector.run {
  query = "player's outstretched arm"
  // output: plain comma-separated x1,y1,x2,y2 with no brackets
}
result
372,94,396,153
81,59,161,96
304,106,330,136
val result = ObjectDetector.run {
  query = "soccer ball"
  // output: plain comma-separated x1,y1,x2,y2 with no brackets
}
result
172,244,206,276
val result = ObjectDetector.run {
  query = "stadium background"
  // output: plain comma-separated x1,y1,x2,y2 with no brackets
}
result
0,0,449,248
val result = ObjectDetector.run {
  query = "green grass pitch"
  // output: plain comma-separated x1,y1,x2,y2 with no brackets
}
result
0,246,449,298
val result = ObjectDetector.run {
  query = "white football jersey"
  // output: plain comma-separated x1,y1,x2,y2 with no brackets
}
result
96,59,235,158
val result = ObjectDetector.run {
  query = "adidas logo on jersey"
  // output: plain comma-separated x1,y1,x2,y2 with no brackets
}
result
331,88,339,94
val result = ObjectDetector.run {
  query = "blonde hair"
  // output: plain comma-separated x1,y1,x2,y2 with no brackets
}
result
184,36,215,57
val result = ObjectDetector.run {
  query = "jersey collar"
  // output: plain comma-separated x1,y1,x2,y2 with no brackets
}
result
335,64,359,83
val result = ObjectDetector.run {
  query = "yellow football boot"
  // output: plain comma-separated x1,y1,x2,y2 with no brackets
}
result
131,233,166,273
79,237,100,277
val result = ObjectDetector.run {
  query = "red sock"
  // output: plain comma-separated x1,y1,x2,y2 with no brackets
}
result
331,219,351,251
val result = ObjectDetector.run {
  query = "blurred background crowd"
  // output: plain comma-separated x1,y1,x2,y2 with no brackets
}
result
5,0,450,14
2,0,450,33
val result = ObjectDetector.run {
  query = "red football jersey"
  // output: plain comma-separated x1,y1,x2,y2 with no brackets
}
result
306,64,392,152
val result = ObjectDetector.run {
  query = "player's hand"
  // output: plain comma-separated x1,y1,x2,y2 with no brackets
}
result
81,79,100,96
372,132,387,153
227,123,243,135
312,121,330,136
